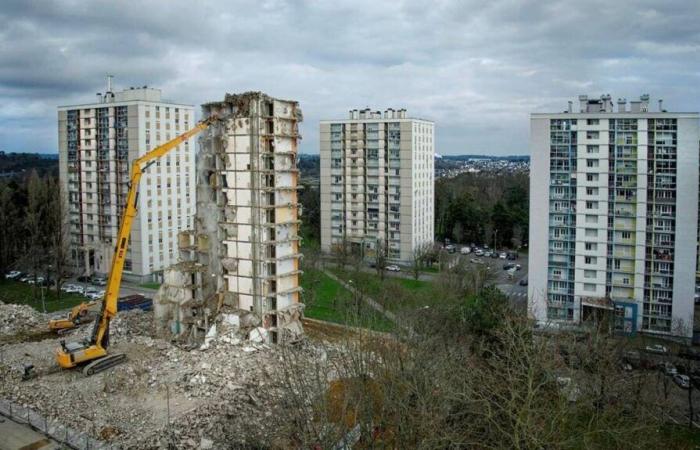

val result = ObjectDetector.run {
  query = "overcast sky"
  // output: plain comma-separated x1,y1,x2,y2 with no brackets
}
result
1,0,699,155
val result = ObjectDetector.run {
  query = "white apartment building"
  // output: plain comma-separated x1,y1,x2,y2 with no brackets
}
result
320,108,434,263
529,94,699,337
58,80,196,283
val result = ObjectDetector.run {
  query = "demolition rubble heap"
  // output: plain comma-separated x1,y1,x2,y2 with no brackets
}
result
154,92,305,346
0,301,48,338
0,308,337,448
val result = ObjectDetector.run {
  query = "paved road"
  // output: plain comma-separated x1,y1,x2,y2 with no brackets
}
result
0,416,59,450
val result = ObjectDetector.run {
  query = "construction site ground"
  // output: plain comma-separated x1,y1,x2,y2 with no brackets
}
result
0,302,343,449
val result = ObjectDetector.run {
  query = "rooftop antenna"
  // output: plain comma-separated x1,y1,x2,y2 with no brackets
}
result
106,74,114,93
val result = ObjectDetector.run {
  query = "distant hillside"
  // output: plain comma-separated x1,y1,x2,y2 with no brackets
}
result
0,152,58,178
299,153,320,180
442,154,529,162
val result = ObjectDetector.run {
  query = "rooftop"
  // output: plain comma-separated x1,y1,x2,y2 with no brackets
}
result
532,94,698,116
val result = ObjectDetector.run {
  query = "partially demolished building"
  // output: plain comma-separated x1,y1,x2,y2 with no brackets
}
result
154,92,304,345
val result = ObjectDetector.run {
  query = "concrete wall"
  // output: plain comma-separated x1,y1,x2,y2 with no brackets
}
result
528,117,551,322
673,117,699,336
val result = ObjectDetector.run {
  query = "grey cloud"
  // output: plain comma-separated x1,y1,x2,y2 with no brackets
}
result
0,0,699,154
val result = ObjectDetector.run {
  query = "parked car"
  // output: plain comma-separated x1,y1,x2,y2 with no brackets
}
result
5,270,22,280
446,245,456,254
460,247,471,255
519,278,528,286
507,252,519,261
503,263,515,271
515,264,522,271
662,362,678,376
85,290,105,300
386,265,400,272
77,275,91,283
483,251,492,258
490,251,499,259
474,249,484,256
27,276,44,285
19,274,34,282
65,285,85,294
674,374,691,389
470,258,481,264
499,252,507,259
645,344,669,355
92,277,107,286
62,283,83,293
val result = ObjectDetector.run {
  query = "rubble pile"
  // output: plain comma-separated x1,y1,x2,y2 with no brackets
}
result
0,301,48,337
0,309,337,448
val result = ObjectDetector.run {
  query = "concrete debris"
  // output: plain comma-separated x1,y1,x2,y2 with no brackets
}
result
0,309,339,448
0,301,48,337
248,326,268,343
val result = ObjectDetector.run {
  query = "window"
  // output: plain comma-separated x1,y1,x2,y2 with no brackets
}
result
614,259,621,270
585,242,597,251
584,270,596,279
587,119,599,125
587,145,599,154
621,231,631,239
586,215,597,224
586,159,599,168
587,131,599,139
584,283,596,292
587,173,599,182
585,256,597,265
586,187,598,196
586,201,598,210
585,228,597,237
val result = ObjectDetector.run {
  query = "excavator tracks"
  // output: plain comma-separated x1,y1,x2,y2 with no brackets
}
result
82,354,127,376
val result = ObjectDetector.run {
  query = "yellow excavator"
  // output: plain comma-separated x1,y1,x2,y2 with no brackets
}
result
48,301,99,333
56,116,220,376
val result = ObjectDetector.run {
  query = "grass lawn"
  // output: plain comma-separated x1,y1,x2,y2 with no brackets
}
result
301,268,394,332
327,267,435,313
0,280,86,313
140,282,162,290
421,266,440,274
660,424,700,448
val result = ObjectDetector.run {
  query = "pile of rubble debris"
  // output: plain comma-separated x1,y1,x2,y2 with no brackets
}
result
0,308,337,448
0,301,48,337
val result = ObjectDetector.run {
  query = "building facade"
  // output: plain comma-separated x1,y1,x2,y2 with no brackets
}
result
154,92,304,345
58,81,196,283
529,95,699,337
320,108,434,263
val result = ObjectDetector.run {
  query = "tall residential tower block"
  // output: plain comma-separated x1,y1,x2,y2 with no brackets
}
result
529,95,699,337
320,108,434,263
58,82,196,283
154,92,304,345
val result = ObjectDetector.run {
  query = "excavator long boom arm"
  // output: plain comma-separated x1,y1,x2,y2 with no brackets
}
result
91,117,216,348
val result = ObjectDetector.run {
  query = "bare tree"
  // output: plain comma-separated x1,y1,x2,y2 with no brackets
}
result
374,238,388,281
331,237,350,269
46,178,71,296
25,170,49,290
410,243,430,281
275,293,670,449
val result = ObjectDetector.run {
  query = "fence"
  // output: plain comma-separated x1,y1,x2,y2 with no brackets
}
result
0,398,111,449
